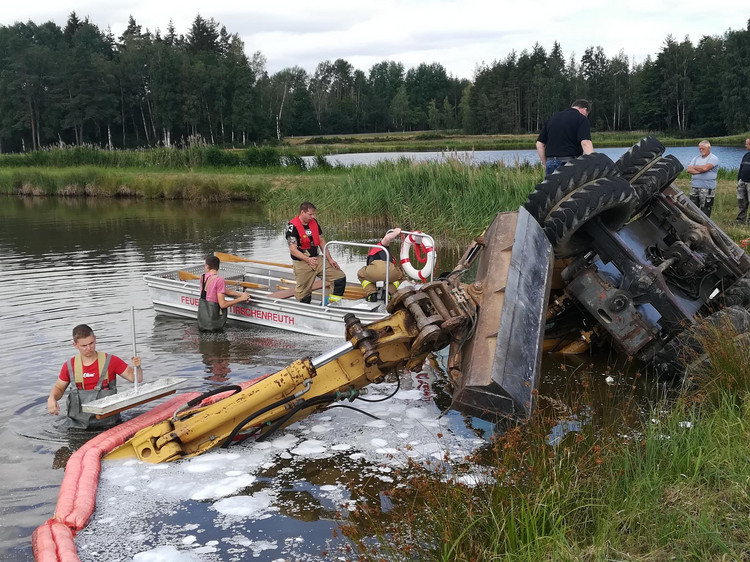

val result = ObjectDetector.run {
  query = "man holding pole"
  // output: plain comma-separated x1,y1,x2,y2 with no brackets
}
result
47,324,142,429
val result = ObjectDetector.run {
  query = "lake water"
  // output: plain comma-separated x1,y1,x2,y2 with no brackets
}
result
316,145,748,170
0,197,653,561
0,198,500,561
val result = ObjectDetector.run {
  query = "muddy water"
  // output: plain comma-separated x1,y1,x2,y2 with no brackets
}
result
0,197,653,560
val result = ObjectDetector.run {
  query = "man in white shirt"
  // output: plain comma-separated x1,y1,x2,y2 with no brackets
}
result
687,140,719,217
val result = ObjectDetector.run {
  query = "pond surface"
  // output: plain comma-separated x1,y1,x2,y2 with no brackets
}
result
0,198,496,561
0,197,651,561
315,145,748,170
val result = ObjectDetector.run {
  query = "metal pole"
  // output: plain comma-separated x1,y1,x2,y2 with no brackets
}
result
131,306,139,393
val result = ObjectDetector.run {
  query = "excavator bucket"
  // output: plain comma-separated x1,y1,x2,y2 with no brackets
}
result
450,208,554,419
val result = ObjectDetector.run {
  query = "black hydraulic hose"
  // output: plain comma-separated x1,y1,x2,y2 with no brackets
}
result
220,393,298,448
255,394,340,443
173,385,243,421
355,376,400,402
186,385,243,408
324,404,380,420
230,426,262,446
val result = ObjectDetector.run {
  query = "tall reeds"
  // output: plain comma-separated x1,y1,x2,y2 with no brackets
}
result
0,168,270,202
264,158,541,241
0,145,303,169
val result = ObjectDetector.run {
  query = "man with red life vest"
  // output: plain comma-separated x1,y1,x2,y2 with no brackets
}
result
47,324,143,429
358,228,405,302
286,201,346,304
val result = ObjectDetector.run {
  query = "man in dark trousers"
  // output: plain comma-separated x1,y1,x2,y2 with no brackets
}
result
735,138,750,224
536,99,594,176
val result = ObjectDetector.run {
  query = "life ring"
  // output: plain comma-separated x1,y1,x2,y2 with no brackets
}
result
400,232,434,282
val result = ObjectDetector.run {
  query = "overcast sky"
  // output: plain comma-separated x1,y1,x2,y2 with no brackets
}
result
3,1,748,80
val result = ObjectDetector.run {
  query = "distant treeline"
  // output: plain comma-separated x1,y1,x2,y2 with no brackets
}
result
1,14,749,153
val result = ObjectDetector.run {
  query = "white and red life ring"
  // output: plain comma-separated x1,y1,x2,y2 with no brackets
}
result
400,232,434,282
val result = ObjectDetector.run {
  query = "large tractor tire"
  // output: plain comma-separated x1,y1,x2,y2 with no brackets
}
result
720,276,750,309
524,153,620,225
629,155,684,211
542,176,637,258
652,306,750,379
614,136,665,182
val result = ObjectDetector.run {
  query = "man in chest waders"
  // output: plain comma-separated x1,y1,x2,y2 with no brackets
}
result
197,255,250,331
46,324,143,430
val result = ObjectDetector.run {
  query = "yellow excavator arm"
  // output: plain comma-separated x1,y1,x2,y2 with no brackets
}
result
107,209,554,463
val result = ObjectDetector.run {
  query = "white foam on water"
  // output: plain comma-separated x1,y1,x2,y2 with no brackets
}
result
132,545,203,561
75,374,487,561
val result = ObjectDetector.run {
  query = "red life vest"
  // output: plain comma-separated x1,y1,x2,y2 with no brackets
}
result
290,217,320,251
367,245,396,265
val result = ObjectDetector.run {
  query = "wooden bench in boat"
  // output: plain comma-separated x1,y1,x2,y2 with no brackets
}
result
268,280,323,299
268,280,366,300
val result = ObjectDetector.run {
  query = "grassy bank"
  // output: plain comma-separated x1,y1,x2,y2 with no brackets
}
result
1,132,748,166
0,145,307,169
264,159,541,239
0,166,337,203
342,321,750,560
287,130,750,155
0,159,543,242
4,159,750,246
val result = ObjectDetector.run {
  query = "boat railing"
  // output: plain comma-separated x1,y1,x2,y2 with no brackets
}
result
151,262,246,284
322,230,435,307
322,241,392,306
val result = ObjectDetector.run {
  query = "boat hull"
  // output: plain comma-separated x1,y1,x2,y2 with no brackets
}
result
145,262,387,339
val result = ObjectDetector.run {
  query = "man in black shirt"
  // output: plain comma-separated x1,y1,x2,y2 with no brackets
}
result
735,138,750,224
536,99,594,176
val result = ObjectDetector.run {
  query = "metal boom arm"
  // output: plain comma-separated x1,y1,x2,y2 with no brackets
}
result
107,209,553,463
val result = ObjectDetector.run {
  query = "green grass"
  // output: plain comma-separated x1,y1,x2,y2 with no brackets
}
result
0,166,338,202
0,158,542,243
287,130,750,154
341,321,750,561
0,145,303,169
5,158,750,250
264,158,541,240
4,132,747,164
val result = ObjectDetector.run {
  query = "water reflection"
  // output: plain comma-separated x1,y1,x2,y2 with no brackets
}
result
0,197,674,561
199,333,233,383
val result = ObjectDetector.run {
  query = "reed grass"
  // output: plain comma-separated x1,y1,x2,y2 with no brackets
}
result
0,145,305,169
289,130,750,154
2,132,748,165
341,321,750,561
0,167,295,202
263,158,541,242
3,152,749,248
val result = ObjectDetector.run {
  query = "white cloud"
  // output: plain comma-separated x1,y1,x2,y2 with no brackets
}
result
1,0,744,79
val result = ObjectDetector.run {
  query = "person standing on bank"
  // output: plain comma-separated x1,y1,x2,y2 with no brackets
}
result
287,202,346,304
687,140,720,218
735,138,750,224
47,324,143,430
358,228,405,302
536,99,594,176
198,255,250,331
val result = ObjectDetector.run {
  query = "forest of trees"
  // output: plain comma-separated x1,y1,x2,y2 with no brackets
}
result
1,14,749,153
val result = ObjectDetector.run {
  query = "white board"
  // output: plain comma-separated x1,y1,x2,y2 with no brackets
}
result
82,377,188,415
